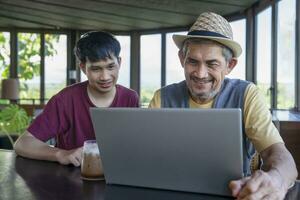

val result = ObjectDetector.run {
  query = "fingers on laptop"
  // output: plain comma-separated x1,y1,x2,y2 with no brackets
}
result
232,170,286,200
229,177,250,197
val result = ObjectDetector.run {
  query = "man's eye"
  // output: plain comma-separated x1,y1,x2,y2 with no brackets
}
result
187,59,197,65
108,65,115,70
207,62,218,68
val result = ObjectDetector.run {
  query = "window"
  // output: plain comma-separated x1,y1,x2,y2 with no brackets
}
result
140,34,161,107
256,7,272,108
166,31,187,85
45,34,67,99
229,19,246,80
18,33,41,104
277,0,296,109
116,35,130,88
0,32,10,104
0,32,10,79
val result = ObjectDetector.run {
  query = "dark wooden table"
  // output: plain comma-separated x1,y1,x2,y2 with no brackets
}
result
272,110,300,179
0,150,299,200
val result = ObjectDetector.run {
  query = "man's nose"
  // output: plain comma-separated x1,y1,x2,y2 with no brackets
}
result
195,65,208,78
99,70,110,80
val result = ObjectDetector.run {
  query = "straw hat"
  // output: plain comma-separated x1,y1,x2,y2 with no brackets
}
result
173,12,242,57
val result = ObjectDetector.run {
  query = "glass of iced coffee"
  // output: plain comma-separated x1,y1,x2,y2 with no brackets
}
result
81,140,104,181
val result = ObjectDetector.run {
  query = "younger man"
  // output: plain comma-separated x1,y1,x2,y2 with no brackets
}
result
14,31,139,167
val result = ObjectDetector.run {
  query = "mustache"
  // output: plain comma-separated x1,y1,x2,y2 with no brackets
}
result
190,76,213,83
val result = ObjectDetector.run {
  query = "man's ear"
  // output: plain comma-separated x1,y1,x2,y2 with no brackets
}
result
178,50,185,68
79,62,87,74
226,58,238,75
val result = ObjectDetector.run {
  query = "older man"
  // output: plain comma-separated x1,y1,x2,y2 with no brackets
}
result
149,12,297,199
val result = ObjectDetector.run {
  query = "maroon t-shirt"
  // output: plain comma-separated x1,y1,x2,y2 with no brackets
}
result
28,81,139,150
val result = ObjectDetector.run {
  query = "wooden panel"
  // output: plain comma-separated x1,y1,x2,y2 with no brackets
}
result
279,121,300,179
0,14,53,29
87,0,247,16
0,8,99,30
19,104,45,117
0,3,132,30
0,0,259,31
0,0,140,30
34,0,197,24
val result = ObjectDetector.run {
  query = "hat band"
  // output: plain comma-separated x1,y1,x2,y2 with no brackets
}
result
188,30,229,39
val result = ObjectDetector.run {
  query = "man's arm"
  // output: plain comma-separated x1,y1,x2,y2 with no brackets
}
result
14,131,82,167
229,143,298,199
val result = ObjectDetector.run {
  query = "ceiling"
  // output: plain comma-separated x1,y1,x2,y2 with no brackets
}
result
0,0,260,32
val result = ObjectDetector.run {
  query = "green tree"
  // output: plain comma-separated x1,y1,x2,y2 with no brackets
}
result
0,32,59,80
17,33,59,80
0,32,60,101
0,32,10,79
141,87,157,107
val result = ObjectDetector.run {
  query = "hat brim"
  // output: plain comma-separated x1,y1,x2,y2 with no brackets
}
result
172,34,242,58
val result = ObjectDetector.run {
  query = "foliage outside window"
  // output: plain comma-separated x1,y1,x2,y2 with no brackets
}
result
0,32,10,104
140,34,161,107
256,7,272,108
277,0,296,109
45,34,67,99
18,33,41,104
0,32,10,79
17,33,59,104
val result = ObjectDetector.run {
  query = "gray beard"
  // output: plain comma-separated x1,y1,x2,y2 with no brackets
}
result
188,79,224,103
190,89,219,103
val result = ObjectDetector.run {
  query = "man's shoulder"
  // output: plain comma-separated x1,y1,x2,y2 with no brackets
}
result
160,81,188,97
114,85,139,107
226,78,251,85
45,81,87,106
224,78,254,93
226,78,257,95
116,84,138,97
56,81,87,97
161,81,186,91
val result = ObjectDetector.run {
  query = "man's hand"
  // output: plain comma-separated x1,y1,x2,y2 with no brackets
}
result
228,143,297,200
229,170,287,200
55,147,83,167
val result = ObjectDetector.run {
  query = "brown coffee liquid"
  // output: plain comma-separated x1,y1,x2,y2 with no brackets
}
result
81,153,103,179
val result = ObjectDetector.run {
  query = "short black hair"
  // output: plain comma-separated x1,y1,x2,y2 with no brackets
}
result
74,31,121,63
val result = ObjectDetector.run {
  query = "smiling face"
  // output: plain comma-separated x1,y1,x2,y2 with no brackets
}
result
80,56,121,94
179,41,237,104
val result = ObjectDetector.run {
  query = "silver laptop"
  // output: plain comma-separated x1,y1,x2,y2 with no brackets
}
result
90,108,244,197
